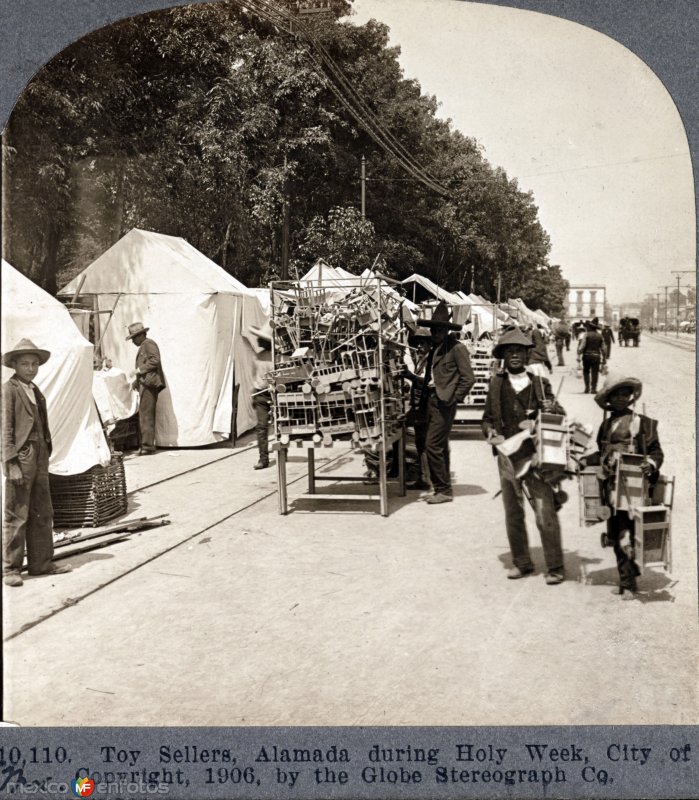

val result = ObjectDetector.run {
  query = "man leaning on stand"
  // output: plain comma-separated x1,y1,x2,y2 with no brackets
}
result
417,301,475,505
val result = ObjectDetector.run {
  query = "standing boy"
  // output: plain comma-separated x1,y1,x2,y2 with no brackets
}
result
583,373,663,594
2,339,71,586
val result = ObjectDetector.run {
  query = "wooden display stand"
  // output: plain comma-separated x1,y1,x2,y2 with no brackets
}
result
273,426,406,517
268,275,408,518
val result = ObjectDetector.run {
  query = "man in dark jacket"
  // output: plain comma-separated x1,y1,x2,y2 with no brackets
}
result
577,321,606,393
127,322,166,455
601,324,615,360
482,327,567,584
417,302,475,504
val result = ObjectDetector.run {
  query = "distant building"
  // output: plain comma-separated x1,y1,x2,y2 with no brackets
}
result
568,284,606,320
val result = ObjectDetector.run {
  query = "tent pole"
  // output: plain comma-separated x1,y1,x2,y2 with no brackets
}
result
95,293,122,356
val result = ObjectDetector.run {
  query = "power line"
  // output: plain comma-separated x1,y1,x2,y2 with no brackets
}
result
520,152,690,179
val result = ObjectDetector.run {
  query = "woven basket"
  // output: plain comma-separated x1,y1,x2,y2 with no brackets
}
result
50,452,128,529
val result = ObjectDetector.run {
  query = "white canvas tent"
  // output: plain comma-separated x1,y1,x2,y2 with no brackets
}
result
1,260,111,475
401,273,465,307
508,298,539,326
59,229,267,447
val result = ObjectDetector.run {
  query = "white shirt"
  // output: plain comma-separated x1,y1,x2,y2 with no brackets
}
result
19,380,37,405
507,370,531,394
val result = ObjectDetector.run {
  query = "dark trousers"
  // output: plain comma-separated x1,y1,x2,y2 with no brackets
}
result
555,338,565,366
252,392,271,463
424,393,457,495
497,454,563,572
139,385,159,450
564,334,571,351
407,408,429,482
582,354,601,392
607,511,640,588
3,437,54,575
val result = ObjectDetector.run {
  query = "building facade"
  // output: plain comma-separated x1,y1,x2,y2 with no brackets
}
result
568,284,606,321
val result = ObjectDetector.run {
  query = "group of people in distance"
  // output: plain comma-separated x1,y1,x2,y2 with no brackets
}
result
3,310,662,597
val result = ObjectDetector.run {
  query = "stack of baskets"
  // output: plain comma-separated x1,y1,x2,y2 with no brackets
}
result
49,451,128,528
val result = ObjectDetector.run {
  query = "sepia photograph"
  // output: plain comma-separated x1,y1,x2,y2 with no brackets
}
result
1,0,697,760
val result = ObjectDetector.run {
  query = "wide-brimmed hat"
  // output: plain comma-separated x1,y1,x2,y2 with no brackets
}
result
585,320,600,331
249,319,273,342
125,322,149,341
492,327,533,359
417,301,461,331
595,373,642,409
2,338,51,367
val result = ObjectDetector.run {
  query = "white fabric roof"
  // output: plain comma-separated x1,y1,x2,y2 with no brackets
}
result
401,273,465,307
61,228,248,295
507,297,539,325
59,229,267,447
299,258,349,287
2,261,111,475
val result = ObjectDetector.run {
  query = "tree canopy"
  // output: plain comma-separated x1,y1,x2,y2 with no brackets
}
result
2,0,566,312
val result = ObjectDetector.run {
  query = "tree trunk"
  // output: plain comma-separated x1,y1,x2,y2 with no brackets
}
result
41,223,60,295
221,219,233,272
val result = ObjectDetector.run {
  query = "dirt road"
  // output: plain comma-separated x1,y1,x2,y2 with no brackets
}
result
3,336,697,726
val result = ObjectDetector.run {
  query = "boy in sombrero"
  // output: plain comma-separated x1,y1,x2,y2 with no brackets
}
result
583,373,663,594
2,339,71,586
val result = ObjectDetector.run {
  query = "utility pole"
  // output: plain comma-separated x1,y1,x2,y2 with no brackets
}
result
658,285,671,335
671,270,694,339
360,155,366,219
281,154,289,281
655,293,660,330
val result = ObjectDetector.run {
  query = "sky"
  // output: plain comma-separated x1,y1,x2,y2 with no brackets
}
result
349,0,695,306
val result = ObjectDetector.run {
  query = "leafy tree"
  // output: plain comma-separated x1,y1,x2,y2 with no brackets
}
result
3,0,557,305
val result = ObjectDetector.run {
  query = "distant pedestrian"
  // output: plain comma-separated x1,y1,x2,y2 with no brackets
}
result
577,321,606,394
2,339,72,587
601,324,615,360
127,322,166,455
248,321,273,470
417,302,475,504
553,321,569,367
526,324,552,377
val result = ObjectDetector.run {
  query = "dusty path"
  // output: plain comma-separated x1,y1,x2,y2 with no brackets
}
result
3,337,697,726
